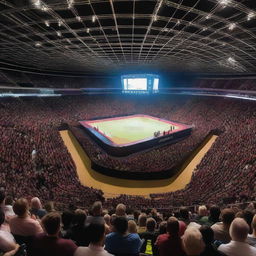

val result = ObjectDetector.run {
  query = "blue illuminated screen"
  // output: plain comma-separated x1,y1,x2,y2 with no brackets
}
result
121,74,159,93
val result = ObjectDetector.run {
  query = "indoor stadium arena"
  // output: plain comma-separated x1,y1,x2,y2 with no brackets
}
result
0,0,256,256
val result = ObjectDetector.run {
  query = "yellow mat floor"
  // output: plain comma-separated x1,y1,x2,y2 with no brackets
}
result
60,130,217,198
85,115,181,145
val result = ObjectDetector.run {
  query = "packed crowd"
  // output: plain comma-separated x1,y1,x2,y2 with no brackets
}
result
0,95,255,208
1,189,256,256
0,70,115,89
195,79,256,91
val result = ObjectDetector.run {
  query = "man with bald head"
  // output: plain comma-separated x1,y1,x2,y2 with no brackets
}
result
218,218,256,256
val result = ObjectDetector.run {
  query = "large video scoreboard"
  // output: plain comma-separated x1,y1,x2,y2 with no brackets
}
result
121,74,159,94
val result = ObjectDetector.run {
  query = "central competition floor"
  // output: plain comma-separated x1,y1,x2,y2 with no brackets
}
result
80,114,183,145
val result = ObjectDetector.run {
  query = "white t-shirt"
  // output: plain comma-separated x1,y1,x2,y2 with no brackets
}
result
74,244,113,256
0,230,16,252
218,240,256,256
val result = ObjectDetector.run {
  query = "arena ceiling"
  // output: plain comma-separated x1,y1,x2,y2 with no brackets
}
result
1,0,256,74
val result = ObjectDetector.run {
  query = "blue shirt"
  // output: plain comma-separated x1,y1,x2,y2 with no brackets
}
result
105,232,142,255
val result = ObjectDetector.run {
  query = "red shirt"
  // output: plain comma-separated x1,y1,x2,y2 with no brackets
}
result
32,233,77,256
178,221,187,236
156,233,185,256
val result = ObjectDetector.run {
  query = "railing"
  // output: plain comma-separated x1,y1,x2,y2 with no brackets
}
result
0,85,255,101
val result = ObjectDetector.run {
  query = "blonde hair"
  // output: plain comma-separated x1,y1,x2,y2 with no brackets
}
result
116,204,126,216
128,220,137,233
198,205,207,216
183,227,205,255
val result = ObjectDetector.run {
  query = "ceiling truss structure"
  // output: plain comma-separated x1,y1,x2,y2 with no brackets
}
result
1,0,256,74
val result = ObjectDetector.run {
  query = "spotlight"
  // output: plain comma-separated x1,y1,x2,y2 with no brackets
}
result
57,31,62,37
45,20,50,27
218,0,231,7
76,16,82,22
41,5,48,11
153,15,157,22
92,15,96,23
247,12,255,21
58,20,63,27
35,42,42,47
228,57,236,64
86,28,90,33
228,23,236,30
32,0,41,9
67,0,74,9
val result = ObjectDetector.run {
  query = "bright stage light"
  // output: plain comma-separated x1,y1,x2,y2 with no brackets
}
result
247,12,255,21
218,0,231,7
228,23,236,30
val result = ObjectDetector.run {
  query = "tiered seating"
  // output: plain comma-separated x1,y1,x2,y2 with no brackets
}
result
0,95,255,209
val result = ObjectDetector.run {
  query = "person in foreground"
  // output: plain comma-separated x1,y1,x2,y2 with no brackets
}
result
182,227,205,256
218,217,256,256
155,217,185,256
247,214,256,246
31,212,77,256
9,198,43,237
0,210,19,255
105,216,142,256
75,222,113,256
199,225,225,256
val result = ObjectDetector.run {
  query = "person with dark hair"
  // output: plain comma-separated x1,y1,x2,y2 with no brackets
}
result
65,209,89,246
208,206,221,226
2,195,15,220
44,201,56,213
211,208,235,244
240,209,254,234
32,212,77,256
0,209,19,254
9,198,43,236
61,211,74,237
86,201,104,225
105,216,142,255
199,225,226,256
140,218,158,255
74,222,113,256
247,214,256,246
155,217,185,256
0,189,14,222
179,207,190,225
0,188,6,208
158,221,167,235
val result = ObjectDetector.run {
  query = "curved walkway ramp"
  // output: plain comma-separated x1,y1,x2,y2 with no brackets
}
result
60,130,217,198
